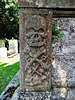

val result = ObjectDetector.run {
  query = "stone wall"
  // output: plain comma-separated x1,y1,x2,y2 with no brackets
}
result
52,18,75,88
18,0,75,8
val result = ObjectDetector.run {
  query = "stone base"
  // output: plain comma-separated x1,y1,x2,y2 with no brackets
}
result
11,87,75,100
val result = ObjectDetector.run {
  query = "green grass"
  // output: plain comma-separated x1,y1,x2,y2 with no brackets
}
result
0,54,20,95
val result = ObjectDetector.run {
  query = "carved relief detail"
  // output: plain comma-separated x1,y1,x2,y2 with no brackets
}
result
24,15,51,87
25,15,47,47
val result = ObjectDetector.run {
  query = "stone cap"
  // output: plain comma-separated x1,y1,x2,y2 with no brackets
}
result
18,0,75,8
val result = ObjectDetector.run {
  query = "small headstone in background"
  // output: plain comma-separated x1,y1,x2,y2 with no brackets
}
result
9,39,18,54
0,40,5,48
0,47,7,58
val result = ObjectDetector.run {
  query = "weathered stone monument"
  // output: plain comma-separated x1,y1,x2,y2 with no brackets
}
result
18,0,75,97
11,0,75,100
0,1,75,100
19,6,52,91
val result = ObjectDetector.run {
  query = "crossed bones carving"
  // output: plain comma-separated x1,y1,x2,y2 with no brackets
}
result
25,49,47,72
25,49,48,86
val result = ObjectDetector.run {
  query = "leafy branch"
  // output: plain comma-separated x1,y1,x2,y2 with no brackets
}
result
52,22,65,39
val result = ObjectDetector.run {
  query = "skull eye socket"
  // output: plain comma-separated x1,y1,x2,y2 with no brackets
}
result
29,28,35,32
38,28,44,33
26,28,35,38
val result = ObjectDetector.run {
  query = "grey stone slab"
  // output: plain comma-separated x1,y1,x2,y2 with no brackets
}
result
11,87,75,100
18,0,75,8
19,8,75,18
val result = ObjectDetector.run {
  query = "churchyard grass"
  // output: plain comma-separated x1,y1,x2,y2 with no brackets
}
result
0,54,20,95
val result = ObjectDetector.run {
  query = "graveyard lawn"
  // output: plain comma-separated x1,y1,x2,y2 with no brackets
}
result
0,54,20,95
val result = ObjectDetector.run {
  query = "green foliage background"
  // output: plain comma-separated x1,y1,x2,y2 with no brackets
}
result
0,54,19,95
0,0,65,40
52,22,65,39
0,0,19,39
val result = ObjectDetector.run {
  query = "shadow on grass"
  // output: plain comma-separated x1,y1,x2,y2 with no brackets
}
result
0,61,20,95
0,63,8,68
0,62,3,65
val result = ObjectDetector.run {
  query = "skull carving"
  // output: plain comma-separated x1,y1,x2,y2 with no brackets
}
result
25,15,47,47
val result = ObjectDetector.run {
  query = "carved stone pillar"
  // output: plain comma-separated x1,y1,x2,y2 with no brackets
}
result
19,1,52,91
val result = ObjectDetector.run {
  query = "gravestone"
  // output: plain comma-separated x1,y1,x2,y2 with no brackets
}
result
0,40,5,48
0,40,7,58
0,47,7,58
19,1,52,91
9,39,18,54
